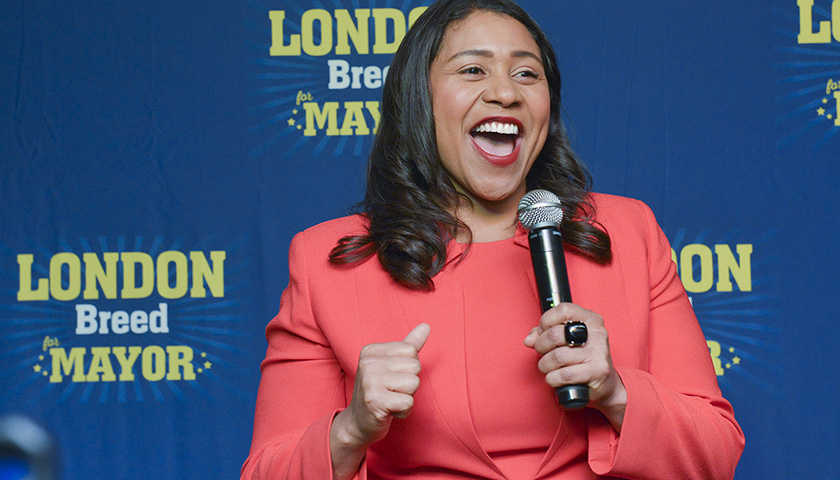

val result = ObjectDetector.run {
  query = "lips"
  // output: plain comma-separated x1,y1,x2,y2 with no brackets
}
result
470,117,523,166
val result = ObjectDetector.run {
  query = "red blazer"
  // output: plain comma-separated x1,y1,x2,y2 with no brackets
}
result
241,193,744,479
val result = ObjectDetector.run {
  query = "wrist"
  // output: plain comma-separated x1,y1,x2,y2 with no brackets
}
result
597,375,627,433
330,410,369,480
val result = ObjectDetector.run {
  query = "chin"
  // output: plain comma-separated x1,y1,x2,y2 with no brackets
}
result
473,188,523,204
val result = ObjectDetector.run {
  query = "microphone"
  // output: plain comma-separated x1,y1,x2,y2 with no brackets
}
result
0,414,56,480
517,189,589,410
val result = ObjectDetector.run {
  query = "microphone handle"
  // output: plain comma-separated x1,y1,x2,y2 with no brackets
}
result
527,227,589,410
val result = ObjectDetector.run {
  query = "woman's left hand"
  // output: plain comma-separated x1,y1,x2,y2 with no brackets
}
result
524,302,627,432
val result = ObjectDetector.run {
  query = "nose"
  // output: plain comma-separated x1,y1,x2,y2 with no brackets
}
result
481,72,521,107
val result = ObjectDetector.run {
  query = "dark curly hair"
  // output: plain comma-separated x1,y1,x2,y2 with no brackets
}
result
329,0,611,290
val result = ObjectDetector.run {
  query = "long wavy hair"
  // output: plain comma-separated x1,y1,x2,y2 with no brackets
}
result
329,0,611,290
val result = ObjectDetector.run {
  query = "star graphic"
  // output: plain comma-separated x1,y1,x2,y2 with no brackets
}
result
732,357,741,365
725,363,731,369
201,352,207,357
818,107,826,116
829,114,834,120
204,361,212,370
728,347,735,353
293,109,299,114
33,364,41,372
39,355,44,361
297,125,302,130
198,368,203,373
42,371,48,376
824,98,829,104
288,118,296,126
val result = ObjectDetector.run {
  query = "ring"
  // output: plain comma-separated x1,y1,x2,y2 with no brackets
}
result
564,321,587,347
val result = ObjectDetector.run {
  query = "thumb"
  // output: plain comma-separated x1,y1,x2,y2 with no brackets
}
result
402,323,431,353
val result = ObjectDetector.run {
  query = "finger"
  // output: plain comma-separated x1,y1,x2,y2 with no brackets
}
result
402,323,431,352
384,392,415,418
365,389,415,417
361,370,421,393
533,324,569,355
361,341,422,358
357,355,421,376
392,406,413,419
544,363,589,388
537,347,586,374
523,326,540,347
538,302,578,332
379,372,422,395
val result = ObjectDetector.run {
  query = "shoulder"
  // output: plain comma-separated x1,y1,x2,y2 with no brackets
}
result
587,193,675,270
286,214,392,307
295,214,368,250
588,192,658,234
285,214,369,270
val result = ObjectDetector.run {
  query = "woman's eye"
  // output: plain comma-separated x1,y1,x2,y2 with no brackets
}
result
513,69,542,84
459,66,485,75
515,70,540,79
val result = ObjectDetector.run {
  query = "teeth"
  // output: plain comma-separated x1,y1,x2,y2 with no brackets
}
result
473,122,519,135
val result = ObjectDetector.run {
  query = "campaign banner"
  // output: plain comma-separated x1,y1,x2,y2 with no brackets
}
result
1,1,837,478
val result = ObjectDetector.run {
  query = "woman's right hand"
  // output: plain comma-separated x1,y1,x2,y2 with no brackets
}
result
330,323,430,479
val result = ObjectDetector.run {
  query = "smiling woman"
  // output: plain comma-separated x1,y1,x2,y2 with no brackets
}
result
242,1,744,479
428,11,550,239
329,0,611,290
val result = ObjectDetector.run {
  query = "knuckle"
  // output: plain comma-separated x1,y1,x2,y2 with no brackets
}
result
400,396,415,412
409,360,422,375
360,375,377,391
407,376,421,393
358,356,376,370
364,395,380,411
557,368,576,383
594,359,611,376
537,356,552,373
556,302,573,314
547,326,564,344
547,367,577,386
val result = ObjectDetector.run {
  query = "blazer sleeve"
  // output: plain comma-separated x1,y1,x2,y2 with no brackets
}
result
240,231,367,480
588,200,745,479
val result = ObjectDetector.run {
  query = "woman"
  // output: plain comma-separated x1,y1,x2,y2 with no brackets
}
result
242,0,744,478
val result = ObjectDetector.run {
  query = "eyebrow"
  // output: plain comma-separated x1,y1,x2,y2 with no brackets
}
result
447,48,542,64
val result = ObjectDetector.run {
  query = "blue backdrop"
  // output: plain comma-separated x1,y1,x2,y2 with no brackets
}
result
1,1,838,478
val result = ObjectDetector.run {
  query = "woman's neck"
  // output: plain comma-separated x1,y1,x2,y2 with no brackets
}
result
453,195,521,243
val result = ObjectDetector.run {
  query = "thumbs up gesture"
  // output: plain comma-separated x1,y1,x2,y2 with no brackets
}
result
330,324,431,478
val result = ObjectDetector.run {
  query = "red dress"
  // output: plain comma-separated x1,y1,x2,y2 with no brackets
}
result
241,193,744,479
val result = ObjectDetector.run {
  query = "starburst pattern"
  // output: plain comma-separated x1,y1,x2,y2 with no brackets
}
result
773,4,840,147
246,0,431,159
0,235,253,404
667,228,781,399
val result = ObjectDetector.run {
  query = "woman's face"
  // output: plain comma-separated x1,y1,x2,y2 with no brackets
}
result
429,11,550,208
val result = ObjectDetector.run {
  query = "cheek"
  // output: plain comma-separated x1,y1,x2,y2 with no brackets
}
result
534,95,551,126
528,85,551,122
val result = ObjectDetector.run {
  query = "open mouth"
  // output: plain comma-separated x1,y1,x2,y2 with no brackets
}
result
470,119,522,160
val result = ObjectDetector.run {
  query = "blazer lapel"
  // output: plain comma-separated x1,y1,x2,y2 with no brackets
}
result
390,251,506,478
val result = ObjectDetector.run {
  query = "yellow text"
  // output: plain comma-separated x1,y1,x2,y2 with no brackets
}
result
671,244,752,293
49,345,195,383
269,7,428,56
296,90,313,105
707,340,725,376
797,0,840,43
834,91,840,126
303,101,381,136
42,336,60,351
17,250,225,301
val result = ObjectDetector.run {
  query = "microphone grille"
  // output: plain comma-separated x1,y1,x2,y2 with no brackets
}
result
517,189,564,230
